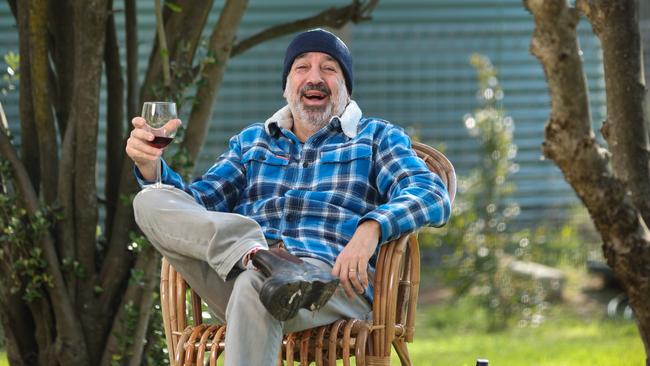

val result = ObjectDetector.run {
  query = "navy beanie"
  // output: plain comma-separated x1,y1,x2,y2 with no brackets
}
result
282,28,353,94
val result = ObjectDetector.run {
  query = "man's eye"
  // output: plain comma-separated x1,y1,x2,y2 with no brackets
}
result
295,65,308,70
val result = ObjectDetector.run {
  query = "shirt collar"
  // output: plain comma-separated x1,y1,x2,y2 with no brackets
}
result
264,100,362,139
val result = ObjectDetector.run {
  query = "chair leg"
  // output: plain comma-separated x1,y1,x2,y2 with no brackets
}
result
392,339,412,366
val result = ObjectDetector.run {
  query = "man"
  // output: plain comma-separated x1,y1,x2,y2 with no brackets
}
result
127,28,450,365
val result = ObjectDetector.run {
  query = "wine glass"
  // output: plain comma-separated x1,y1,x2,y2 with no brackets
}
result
141,101,178,188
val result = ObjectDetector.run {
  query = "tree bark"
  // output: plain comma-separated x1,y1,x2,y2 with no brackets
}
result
49,0,75,137
154,0,171,87
16,1,40,195
124,0,139,121
67,0,109,360
525,0,650,362
577,0,650,227
27,0,58,205
56,118,77,301
105,0,125,240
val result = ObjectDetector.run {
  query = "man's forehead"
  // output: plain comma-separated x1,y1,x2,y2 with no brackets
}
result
294,52,338,63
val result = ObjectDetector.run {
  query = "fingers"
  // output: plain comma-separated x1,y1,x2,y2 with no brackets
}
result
348,265,364,295
126,117,161,166
132,116,146,128
125,140,160,162
163,118,182,133
332,258,368,298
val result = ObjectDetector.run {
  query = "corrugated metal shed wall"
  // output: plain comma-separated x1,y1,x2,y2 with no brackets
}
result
0,1,607,225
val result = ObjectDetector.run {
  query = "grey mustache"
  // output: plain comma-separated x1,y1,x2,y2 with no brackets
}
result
300,83,331,96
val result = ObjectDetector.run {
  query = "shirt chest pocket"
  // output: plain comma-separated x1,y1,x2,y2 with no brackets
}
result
317,144,373,192
241,149,290,196
320,144,373,164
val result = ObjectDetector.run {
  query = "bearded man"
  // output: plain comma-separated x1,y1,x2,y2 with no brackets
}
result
126,28,450,366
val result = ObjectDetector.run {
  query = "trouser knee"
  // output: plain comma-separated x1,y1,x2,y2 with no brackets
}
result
133,188,165,226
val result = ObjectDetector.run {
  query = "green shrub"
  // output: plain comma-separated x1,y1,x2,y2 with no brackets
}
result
422,54,545,331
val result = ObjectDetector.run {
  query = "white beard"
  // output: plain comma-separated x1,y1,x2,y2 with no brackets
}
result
285,78,349,133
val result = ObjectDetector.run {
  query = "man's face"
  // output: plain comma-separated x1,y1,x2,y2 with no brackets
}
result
284,52,349,131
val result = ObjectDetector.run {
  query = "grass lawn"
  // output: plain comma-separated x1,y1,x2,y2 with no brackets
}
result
403,314,643,365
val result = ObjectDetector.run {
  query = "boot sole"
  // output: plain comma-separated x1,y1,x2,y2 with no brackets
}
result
260,277,339,321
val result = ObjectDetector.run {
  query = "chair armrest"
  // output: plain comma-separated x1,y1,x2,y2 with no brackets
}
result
371,234,411,357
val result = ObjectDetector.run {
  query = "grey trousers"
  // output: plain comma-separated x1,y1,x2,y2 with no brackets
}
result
133,187,371,366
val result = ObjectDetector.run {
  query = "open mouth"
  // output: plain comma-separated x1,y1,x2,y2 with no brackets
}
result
302,90,328,101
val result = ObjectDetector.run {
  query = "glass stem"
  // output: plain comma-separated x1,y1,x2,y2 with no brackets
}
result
155,156,162,187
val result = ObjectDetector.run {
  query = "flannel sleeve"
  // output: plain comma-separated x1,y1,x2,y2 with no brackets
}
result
134,134,246,212
360,126,451,244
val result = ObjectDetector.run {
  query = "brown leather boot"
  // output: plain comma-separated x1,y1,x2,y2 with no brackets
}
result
251,248,339,321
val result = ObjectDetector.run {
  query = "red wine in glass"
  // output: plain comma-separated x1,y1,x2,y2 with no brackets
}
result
141,101,178,188
147,135,175,149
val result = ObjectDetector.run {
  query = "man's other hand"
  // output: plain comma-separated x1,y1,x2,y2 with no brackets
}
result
332,220,381,298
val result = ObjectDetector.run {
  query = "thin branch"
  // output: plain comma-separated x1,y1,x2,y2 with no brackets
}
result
7,0,16,19
139,0,214,104
127,251,160,366
231,1,376,57
154,0,171,87
99,248,159,366
125,0,139,120
49,0,75,137
182,0,248,161
98,157,139,308
56,117,77,301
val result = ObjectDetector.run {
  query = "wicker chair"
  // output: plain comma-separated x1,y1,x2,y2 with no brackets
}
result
160,142,456,365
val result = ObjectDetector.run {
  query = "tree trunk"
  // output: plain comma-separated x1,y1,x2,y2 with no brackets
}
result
524,0,650,362
67,0,110,360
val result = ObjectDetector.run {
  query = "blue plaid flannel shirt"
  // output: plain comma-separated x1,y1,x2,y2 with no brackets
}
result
136,104,451,302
